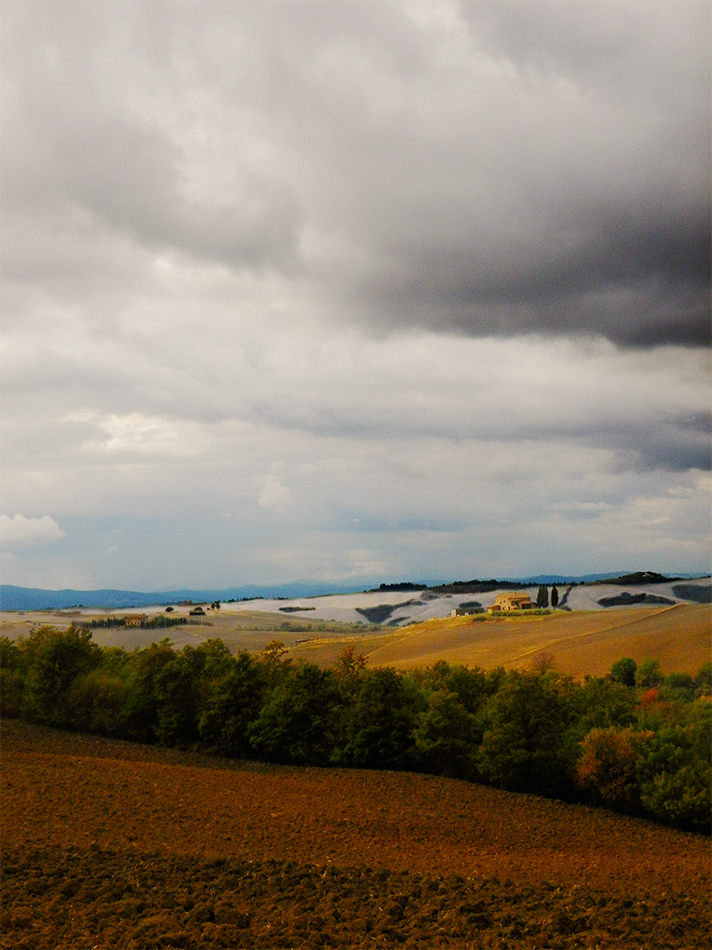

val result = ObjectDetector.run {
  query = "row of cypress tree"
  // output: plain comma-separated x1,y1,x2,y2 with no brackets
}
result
535,585,559,608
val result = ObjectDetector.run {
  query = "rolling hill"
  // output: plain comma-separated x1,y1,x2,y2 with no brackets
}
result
290,603,711,676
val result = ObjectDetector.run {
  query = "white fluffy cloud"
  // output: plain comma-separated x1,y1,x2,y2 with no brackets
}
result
0,514,65,548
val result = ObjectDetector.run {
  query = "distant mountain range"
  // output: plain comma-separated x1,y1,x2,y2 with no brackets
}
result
0,582,368,611
1,570,708,611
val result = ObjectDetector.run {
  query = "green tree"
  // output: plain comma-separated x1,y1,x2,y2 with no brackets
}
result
610,657,637,688
68,670,130,736
442,663,501,716
194,638,234,681
0,637,27,718
258,640,291,689
569,676,638,737
694,662,712,697
154,651,202,747
248,661,342,765
636,658,664,690
551,585,559,609
662,672,695,704
338,668,423,770
198,650,265,757
479,672,572,796
536,585,549,608
24,625,101,727
636,703,712,832
413,661,501,716
639,761,711,832
122,640,176,742
413,689,477,779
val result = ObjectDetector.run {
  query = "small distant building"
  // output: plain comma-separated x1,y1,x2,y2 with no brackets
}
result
488,592,534,613
124,614,146,627
450,607,484,617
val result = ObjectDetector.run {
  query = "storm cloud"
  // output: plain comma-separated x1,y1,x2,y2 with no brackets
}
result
3,1,709,343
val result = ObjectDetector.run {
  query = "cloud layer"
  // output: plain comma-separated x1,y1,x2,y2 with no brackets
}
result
1,1,709,589
3,1,709,345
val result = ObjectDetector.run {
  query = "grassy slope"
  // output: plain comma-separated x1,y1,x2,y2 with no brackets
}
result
292,604,711,674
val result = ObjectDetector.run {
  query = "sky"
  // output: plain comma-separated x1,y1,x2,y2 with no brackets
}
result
1,0,710,592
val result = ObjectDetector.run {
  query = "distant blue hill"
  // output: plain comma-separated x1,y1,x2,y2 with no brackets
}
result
0,582,368,611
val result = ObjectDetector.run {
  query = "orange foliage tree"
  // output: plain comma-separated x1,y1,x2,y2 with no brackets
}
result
575,727,651,809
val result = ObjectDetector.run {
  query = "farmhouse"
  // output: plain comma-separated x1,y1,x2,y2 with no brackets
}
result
488,592,534,613
124,614,146,627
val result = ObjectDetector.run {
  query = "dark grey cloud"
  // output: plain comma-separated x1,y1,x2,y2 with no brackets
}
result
3,1,708,346
627,412,712,472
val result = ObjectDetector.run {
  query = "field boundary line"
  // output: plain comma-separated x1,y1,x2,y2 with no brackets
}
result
366,604,691,666
505,603,687,665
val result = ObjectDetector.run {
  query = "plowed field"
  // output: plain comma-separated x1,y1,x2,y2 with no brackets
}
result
1,719,709,949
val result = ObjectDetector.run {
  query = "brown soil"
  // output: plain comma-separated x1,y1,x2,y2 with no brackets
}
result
2,719,709,949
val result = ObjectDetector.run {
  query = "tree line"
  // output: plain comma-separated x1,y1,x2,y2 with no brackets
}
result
78,616,188,629
0,626,709,833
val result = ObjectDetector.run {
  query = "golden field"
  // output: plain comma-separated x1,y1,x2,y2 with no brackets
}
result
290,604,711,675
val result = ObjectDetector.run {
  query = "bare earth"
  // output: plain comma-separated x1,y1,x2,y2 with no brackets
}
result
1,719,709,949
